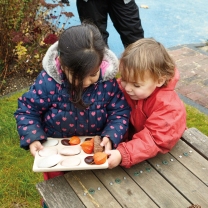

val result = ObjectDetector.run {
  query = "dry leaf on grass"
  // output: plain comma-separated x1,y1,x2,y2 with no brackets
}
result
140,4,149,9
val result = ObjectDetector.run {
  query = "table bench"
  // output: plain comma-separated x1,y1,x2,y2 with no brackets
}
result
36,127,208,208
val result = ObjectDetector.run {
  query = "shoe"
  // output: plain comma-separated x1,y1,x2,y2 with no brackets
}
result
40,199,48,208
43,201,48,208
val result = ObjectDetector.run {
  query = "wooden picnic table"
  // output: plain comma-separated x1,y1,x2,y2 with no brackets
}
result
36,127,208,208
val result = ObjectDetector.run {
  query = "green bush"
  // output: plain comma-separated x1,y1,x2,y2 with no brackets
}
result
0,0,74,92
0,0,33,84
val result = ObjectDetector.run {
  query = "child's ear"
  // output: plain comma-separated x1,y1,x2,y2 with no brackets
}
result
156,76,166,87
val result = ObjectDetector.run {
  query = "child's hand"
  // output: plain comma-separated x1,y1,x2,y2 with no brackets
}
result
105,149,122,169
29,141,44,157
100,137,112,151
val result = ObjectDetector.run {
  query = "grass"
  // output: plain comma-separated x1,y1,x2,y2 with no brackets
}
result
186,105,208,135
1,90,208,207
0,90,42,208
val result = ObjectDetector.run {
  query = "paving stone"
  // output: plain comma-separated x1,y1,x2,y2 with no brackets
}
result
203,79,208,86
186,92,205,101
197,97,208,107
170,45,208,114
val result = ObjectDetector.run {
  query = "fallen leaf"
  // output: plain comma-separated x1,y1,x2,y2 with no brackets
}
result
140,4,149,9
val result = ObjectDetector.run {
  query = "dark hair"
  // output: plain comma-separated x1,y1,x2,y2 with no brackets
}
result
58,23,106,109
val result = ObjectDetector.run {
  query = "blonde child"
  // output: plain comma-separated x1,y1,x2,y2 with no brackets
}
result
103,38,187,168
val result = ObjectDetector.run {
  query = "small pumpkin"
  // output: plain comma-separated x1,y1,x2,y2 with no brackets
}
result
81,140,94,154
69,136,81,145
93,152,107,165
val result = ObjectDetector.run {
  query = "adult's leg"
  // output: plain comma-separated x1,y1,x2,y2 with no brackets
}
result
108,0,144,47
76,0,109,45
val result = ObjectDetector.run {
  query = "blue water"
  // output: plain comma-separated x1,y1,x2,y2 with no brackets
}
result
46,0,208,57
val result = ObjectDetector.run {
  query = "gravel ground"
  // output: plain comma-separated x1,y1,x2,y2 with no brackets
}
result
0,71,36,97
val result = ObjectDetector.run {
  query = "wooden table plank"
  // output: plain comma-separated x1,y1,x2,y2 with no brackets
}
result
182,127,208,159
123,161,190,207
36,128,208,208
36,175,85,208
93,167,158,208
64,170,122,208
170,139,208,185
149,153,208,207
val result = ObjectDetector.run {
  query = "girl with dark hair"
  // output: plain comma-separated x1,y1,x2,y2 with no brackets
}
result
14,24,130,179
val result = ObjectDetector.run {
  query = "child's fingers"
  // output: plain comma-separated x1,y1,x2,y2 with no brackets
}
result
100,137,109,146
105,141,112,151
29,141,43,157
107,150,122,169
30,146,37,157
105,150,111,155
100,137,112,150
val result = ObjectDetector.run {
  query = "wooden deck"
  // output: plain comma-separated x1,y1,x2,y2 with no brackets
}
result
36,128,208,208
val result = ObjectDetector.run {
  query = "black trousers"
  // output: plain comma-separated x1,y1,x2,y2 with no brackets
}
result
76,0,144,47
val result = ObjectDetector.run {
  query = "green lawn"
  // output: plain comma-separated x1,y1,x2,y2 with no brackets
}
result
0,90,42,208
0,90,208,207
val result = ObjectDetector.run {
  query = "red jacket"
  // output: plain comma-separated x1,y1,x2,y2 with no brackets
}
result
117,69,187,168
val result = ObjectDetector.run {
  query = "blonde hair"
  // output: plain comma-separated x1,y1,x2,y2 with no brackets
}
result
119,38,175,87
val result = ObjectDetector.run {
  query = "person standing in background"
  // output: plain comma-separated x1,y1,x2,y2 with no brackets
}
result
76,0,144,47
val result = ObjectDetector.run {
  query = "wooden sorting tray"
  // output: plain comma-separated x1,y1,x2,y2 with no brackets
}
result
33,137,108,172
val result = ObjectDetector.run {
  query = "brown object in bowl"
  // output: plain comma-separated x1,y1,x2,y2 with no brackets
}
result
61,139,70,146
84,137,93,141
84,156,94,164
93,136,104,153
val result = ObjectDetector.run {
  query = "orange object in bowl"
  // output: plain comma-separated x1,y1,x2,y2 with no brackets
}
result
69,136,81,145
81,140,94,154
93,152,107,165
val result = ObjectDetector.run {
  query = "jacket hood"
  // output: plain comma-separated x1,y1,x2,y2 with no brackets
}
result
163,68,179,91
42,41,118,84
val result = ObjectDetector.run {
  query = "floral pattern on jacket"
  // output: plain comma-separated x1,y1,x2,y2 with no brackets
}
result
14,42,131,150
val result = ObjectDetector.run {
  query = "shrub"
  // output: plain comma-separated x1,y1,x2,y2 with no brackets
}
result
0,0,74,92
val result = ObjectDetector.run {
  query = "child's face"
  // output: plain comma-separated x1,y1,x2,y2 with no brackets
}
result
64,66,100,88
120,71,162,100
82,67,100,88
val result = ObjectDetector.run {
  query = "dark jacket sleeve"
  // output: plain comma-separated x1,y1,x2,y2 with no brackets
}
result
101,78,131,148
14,71,51,149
